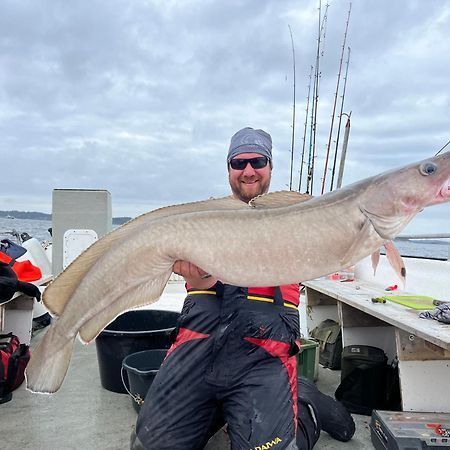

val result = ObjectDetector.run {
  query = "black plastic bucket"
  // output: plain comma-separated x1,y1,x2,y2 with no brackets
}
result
95,310,179,393
122,349,168,413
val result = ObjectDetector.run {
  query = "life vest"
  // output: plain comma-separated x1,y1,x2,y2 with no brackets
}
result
0,251,42,282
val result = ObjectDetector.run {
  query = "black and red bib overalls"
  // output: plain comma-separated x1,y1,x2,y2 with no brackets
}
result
135,282,300,450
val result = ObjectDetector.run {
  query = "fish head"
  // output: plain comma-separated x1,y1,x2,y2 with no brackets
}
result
389,150,450,210
425,151,450,206
359,150,450,239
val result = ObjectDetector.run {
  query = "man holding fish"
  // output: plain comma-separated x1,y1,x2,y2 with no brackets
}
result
26,122,450,446
133,128,352,449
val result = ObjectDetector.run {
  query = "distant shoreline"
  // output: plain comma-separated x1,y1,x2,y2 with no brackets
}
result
0,210,131,225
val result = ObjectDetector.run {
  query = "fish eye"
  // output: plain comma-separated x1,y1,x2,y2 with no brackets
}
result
419,162,437,176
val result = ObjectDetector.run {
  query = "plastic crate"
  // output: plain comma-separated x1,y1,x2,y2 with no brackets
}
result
296,338,319,381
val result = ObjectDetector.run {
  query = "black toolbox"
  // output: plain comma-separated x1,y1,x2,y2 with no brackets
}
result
370,410,450,449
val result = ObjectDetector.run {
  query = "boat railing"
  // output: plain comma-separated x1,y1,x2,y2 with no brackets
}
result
397,233,450,261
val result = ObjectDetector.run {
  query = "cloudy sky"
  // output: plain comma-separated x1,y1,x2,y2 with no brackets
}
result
0,0,449,234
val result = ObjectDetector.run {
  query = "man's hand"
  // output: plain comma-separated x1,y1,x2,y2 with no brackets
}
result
173,260,217,289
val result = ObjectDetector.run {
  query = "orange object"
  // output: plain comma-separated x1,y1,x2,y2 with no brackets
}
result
0,251,42,282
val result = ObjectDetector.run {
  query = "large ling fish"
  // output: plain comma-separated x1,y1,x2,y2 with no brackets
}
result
26,151,450,394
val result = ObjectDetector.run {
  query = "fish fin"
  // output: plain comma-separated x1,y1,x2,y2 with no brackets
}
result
360,207,413,240
26,325,75,394
384,241,407,286
371,249,381,275
249,191,313,209
79,268,173,343
44,196,248,317
340,219,374,268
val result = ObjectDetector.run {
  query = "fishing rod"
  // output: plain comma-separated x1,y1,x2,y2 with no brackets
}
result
311,2,329,193
288,24,296,191
336,111,351,189
305,63,317,194
298,65,314,192
307,0,328,194
435,139,450,156
306,1,321,194
330,46,351,191
321,2,352,195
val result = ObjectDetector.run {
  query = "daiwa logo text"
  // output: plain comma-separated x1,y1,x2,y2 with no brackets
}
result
251,437,282,450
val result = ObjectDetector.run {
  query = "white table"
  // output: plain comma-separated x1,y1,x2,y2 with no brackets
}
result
303,278,450,413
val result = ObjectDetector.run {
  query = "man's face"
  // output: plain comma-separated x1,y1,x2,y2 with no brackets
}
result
228,152,272,203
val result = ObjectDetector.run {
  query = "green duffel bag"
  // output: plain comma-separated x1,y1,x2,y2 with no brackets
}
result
310,319,342,370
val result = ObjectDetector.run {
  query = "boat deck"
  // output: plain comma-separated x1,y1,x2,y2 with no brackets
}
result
2,326,372,450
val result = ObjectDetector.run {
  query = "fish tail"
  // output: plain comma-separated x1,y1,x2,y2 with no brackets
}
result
26,325,75,394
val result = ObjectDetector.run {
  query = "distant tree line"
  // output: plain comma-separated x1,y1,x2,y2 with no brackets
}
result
0,210,50,220
0,210,131,225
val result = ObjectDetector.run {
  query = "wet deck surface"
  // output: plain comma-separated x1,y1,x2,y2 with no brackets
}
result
2,325,373,450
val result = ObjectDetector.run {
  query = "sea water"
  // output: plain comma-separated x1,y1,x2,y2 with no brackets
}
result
0,217,53,243
0,217,449,260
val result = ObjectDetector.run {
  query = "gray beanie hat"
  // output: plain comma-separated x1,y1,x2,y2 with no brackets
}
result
227,127,272,162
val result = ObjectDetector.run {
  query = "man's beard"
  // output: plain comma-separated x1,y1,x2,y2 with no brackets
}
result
229,176,271,203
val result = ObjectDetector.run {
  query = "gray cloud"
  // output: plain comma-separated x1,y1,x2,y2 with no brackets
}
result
0,0,449,233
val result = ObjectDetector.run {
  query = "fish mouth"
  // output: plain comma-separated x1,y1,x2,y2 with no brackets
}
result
439,177,450,200
431,177,450,205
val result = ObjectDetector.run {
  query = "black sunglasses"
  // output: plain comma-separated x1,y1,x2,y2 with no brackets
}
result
229,156,269,170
